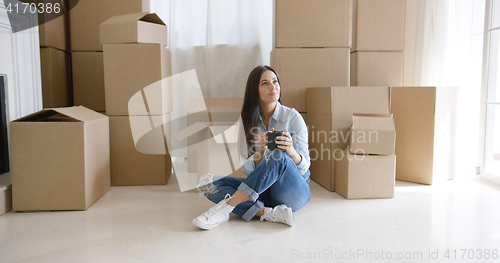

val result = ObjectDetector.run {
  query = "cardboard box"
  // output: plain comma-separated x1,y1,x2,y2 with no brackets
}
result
349,114,395,155
100,12,167,45
350,51,404,86
38,1,69,51
187,98,243,172
272,48,350,112
391,86,458,185
72,51,105,112
10,106,110,211
110,115,171,186
196,122,240,179
352,0,405,51
306,86,391,191
103,44,171,116
274,0,352,48
40,47,72,108
336,151,395,199
67,0,150,51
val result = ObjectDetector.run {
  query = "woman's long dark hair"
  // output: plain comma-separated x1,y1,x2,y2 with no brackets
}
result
241,65,281,154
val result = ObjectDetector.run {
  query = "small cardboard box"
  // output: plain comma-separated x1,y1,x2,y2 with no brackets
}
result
352,0,405,51
274,0,352,48
72,51,105,112
350,51,404,86
40,47,72,108
103,44,172,116
336,150,395,199
10,106,110,211
272,48,350,112
196,122,240,179
110,115,171,186
391,86,458,185
349,114,395,155
306,86,391,191
187,98,243,172
38,1,68,51
100,12,167,45
68,0,150,51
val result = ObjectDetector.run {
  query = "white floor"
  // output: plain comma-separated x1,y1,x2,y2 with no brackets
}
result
1,175,499,263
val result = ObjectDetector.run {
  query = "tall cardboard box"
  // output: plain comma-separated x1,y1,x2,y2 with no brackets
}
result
67,0,150,51
272,48,350,112
100,12,167,46
336,151,395,199
40,47,72,108
72,51,105,112
306,86,391,191
391,86,458,185
109,115,171,186
274,0,352,48
38,1,69,51
349,114,396,155
350,51,404,86
352,0,405,51
103,44,172,116
10,106,110,211
187,98,243,172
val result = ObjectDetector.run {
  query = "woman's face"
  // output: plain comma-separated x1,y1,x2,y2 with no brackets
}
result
258,70,280,105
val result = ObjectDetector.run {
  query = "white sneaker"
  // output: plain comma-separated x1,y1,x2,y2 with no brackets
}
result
260,204,295,227
193,194,234,230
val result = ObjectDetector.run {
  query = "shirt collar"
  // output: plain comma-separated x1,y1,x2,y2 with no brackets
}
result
258,101,285,125
270,101,284,123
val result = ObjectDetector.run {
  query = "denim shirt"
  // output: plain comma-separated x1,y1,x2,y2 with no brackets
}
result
238,102,310,178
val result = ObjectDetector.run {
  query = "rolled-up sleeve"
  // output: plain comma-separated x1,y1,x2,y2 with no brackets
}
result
291,112,310,175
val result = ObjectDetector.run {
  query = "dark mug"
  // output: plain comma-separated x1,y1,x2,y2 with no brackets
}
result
267,130,286,151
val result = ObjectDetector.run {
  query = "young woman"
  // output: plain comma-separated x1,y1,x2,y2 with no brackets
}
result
193,65,311,230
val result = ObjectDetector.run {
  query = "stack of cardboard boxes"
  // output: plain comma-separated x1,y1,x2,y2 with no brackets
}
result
336,114,396,199
38,1,72,108
350,0,405,86
68,0,149,113
101,13,173,186
306,86,391,192
272,0,353,117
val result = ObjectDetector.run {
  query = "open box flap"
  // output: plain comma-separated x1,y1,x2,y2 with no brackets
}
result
12,106,104,123
101,12,165,26
51,106,106,122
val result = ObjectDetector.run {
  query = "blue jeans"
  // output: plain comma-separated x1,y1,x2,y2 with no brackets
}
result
199,151,311,222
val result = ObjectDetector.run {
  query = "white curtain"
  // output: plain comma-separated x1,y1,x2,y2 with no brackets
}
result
151,0,272,98
150,0,272,158
405,0,486,177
